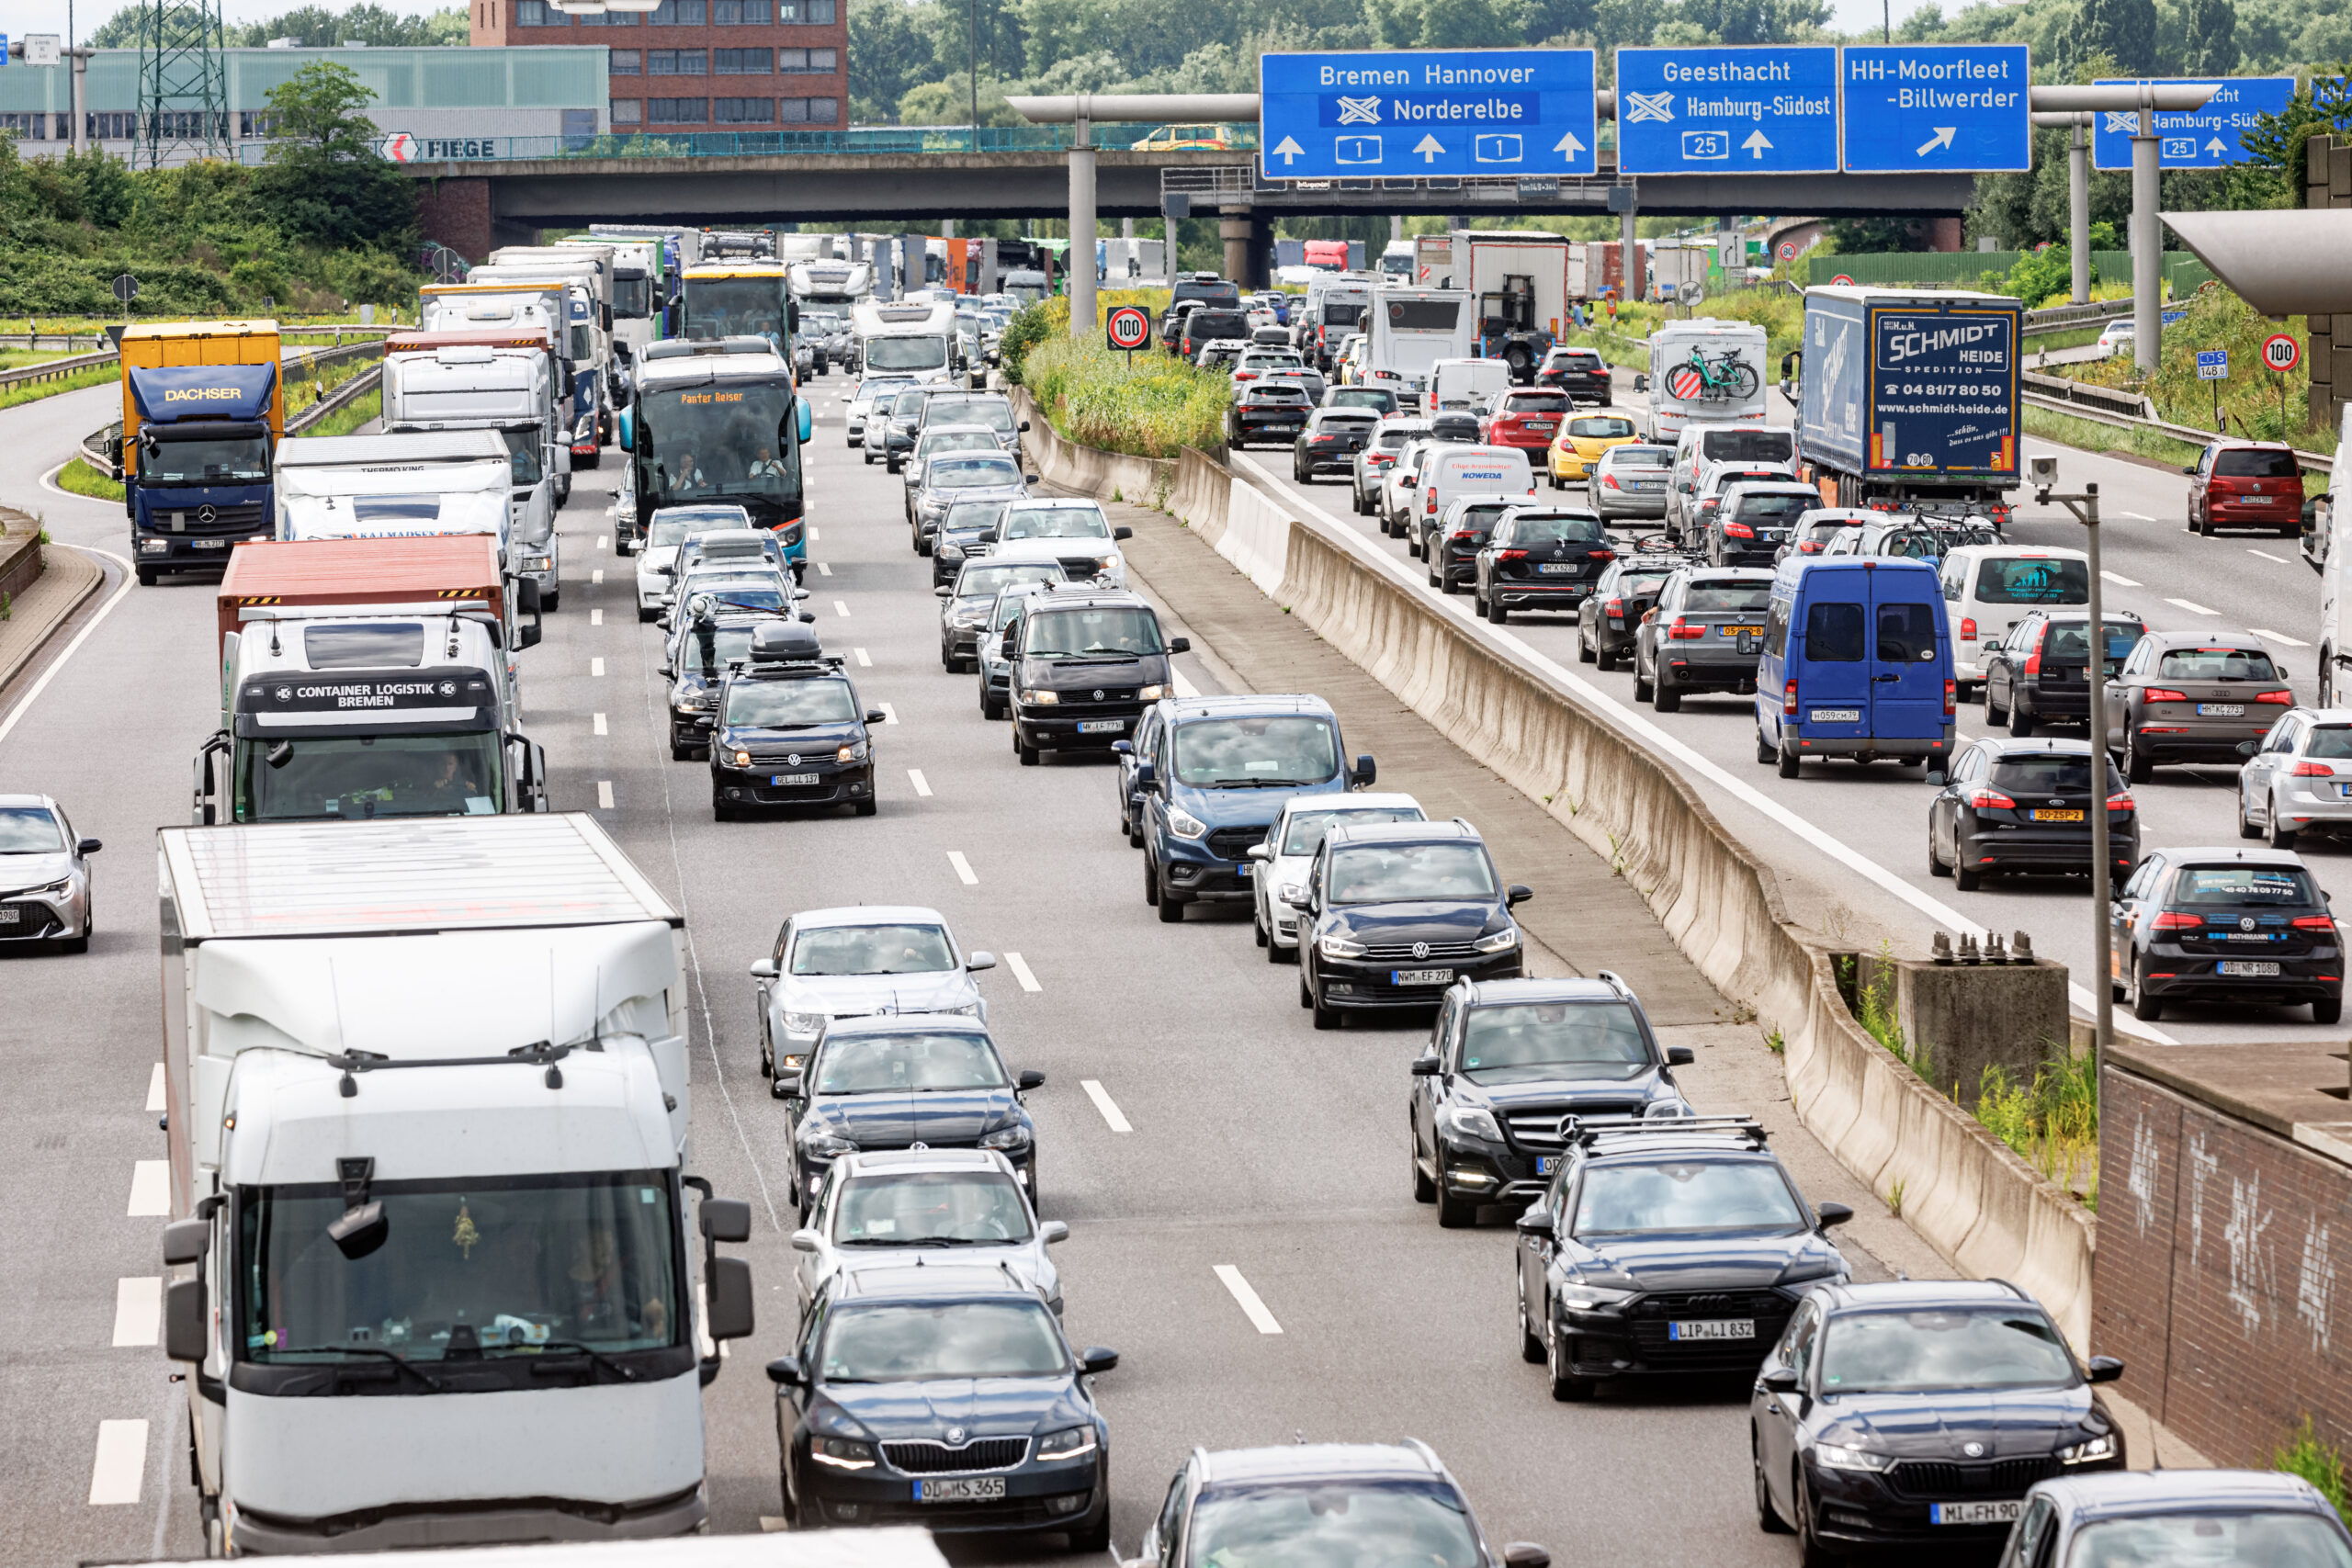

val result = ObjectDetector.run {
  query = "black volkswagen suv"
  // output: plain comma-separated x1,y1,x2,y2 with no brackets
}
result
1004,584,1188,764
1473,506,1618,626
1292,818,1531,1029
708,622,882,819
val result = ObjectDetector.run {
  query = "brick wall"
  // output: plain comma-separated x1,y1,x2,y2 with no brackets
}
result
415,176,495,264
2094,1064,2352,1467
470,0,844,133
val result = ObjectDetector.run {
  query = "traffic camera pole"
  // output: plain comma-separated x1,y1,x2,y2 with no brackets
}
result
2037,469,2111,1077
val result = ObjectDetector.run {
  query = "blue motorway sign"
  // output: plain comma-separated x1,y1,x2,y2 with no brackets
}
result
1258,49,1599,181
2197,350,2230,380
1616,45,1838,175
2091,76,2295,170
1840,44,2030,173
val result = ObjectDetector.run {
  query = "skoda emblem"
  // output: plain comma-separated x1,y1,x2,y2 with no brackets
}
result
1412,941,1430,960
437,680,458,697
786,753,801,766
1962,1441,1985,1459
909,1140,927,1150
946,1427,967,1445
2241,916,2258,932
274,685,292,702
196,504,217,525
1093,689,1105,701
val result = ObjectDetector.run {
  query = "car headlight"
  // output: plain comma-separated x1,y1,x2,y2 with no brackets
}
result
1438,1102,1502,1142
1557,1282,1634,1312
731,750,753,769
1136,684,1166,701
1644,1098,1695,1119
800,1128,859,1158
978,1124,1033,1152
1473,927,1519,953
1094,555,1119,572
836,743,865,763
782,1011,827,1036
1813,1443,1894,1473
811,1438,876,1470
2058,1433,2118,1465
943,1001,982,1019
1023,688,1060,705
674,694,707,712
1317,934,1366,960
939,543,965,559
1166,806,1208,840
1035,1426,1098,1461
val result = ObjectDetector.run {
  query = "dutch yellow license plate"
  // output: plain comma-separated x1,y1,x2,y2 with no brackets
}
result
2031,809,2085,822
1722,626,1763,637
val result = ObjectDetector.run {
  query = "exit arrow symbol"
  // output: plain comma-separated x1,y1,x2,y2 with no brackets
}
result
2205,136,2229,156
1414,134,1446,164
1742,130,1772,158
1271,136,1304,164
1553,130,1585,161
1917,126,1956,157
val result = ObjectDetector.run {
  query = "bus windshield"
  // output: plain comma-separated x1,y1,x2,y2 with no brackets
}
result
641,384,800,510
683,276,790,349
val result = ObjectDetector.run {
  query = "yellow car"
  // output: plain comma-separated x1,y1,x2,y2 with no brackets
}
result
1547,411,1641,489
1131,123,1234,152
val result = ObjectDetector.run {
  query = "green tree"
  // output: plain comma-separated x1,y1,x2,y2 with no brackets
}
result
847,0,939,121
2075,0,2156,73
1365,0,1531,48
2181,0,2237,72
252,62,416,253
1679,0,1830,41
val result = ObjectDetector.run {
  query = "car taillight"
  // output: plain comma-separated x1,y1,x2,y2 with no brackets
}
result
2106,791,2134,810
1603,473,1621,489
1960,616,1977,641
2292,915,2337,931
1497,548,1529,562
1604,597,1624,616
1668,618,1706,640
2257,689,2295,705
1589,548,1616,562
1968,788,2017,808
2152,912,2204,931
1234,370,1257,381
1944,678,1957,716
2293,760,2336,776
1723,521,1755,538
1783,679,1799,716
1798,540,1821,553
2023,645,2042,677
2143,687,2190,704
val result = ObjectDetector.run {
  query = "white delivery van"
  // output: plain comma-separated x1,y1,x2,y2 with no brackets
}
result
1411,444,1539,541
1427,357,1511,415
1938,544,2092,694
1640,317,1770,442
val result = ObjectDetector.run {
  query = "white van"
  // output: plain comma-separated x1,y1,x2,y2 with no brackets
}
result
1427,357,1511,415
1410,445,1539,543
1938,544,2092,694
1640,318,1769,443
1366,288,1473,400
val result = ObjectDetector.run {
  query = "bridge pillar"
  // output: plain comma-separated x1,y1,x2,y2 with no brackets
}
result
415,176,494,267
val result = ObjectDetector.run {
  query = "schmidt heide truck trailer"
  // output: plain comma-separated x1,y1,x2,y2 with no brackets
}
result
119,320,286,585
155,814,757,1555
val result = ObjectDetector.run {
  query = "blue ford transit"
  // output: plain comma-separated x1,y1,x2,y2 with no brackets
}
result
1755,558,1955,777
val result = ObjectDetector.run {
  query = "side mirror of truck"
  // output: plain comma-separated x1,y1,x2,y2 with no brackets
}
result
163,1217,210,1267
1169,636,1190,654
1634,374,1650,393
164,1279,208,1363
700,1198,752,1245
705,1256,755,1342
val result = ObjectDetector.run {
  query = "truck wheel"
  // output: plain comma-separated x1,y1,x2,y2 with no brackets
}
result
136,567,157,587
543,586,560,612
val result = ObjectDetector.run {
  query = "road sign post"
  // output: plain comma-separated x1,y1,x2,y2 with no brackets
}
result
1839,43,2030,173
1615,45,1838,175
112,272,139,325
2263,332,2301,433
1259,49,1598,182
1105,304,1151,370
2198,347,2230,430
2090,76,2294,170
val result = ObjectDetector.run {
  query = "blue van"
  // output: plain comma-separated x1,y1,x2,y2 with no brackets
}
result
1119,694,1375,922
1755,558,1955,777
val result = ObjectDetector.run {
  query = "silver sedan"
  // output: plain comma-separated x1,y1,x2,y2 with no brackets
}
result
0,795,98,953
789,1147,1067,1316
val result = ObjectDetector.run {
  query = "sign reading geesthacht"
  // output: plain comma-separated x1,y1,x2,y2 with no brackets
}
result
1615,45,1839,175
1259,49,1599,180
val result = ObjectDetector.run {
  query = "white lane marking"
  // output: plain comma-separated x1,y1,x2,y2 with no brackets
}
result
1214,1265,1283,1334
854,647,872,667
908,768,933,796
88,1420,147,1506
817,561,833,577
112,1279,161,1348
591,607,604,626
1081,1078,1131,1132
594,713,609,736
2117,511,2153,522
2165,596,2218,616
593,569,605,585
833,600,851,617
1004,951,1042,992
1172,668,1200,698
145,1064,164,1113
1233,453,2167,1040
2100,570,2142,588
596,535,608,551
0,546,135,751
947,851,978,886
809,527,820,542
878,702,898,724
591,657,606,676
127,1161,170,1217
597,780,615,809
2248,548,2289,565
2253,627,2310,647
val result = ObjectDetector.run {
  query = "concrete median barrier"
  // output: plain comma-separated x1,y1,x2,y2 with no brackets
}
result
1011,389,1175,509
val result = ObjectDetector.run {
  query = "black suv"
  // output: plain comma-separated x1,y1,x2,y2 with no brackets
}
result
1980,610,2146,737
1294,407,1378,480
1577,555,1682,671
1928,736,2138,889
1752,1280,2125,1559
1422,498,1516,593
2111,846,2342,1023
1408,974,1693,1228
931,497,1009,589
1291,818,1531,1029
766,1263,1114,1543
1473,506,1617,625
1228,381,1314,447
664,609,796,760
1161,273,1239,348
1632,566,1775,712
1705,481,1821,568
1536,345,1613,405
1512,1117,1851,1401
708,622,883,819
1182,309,1251,361
1003,584,1188,764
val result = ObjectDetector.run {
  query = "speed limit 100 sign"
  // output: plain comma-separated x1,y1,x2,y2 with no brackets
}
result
2263,333,2301,374
1105,306,1151,352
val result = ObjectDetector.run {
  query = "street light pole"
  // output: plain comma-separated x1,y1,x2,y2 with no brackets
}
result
2035,467,2113,1078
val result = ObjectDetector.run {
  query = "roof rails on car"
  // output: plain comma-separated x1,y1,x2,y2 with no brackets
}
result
1569,1113,1767,1148
1594,969,1634,998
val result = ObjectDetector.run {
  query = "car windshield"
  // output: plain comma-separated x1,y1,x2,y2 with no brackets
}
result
959,564,1063,602
932,458,1021,491
1567,415,1634,437
2157,646,2279,681
814,1030,1006,1093
1327,841,1496,904
793,923,956,976
819,1300,1065,1382
2066,1511,2352,1568
1281,806,1423,855
1185,1479,1485,1568
1686,583,1774,614
1172,716,1340,787
1977,557,2088,605
833,1170,1034,1247
1461,1001,1649,1082
1003,506,1110,540
1508,514,1604,545
723,679,857,727
1701,430,1794,463
1025,607,1164,658
2172,865,2321,906
1990,754,2095,792
2214,448,2300,479
942,501,1009,536
0,807,63,852
1572,1158,1806,1236
1731,493,1815,521
1815,1307,2077,1394
919,432,999,459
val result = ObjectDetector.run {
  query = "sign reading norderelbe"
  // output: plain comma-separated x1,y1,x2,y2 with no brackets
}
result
1259,49,1599,181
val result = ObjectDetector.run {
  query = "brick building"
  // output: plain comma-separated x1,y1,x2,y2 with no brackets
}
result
469,0,843,134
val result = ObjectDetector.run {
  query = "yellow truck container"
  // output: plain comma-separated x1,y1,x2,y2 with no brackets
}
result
119,320,284,584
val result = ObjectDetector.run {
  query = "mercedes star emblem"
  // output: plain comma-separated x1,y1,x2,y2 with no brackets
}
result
196,504,217,525
786,753,801,766
2050,799,2065,807
437,680,458,697
1412,941,1430,960
1962,1441,1985,1458
909,1140,927,1150
2241,916,2258,931
274,685,292,701
946,1427,967,1445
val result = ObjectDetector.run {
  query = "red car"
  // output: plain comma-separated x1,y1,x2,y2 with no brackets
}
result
1479,388,1572,454
2187,441,2303,538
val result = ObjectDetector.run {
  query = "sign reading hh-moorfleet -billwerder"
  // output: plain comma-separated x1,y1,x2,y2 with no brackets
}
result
2091,76,2295,169
1840,43,2030,173
1258,49,1599,181
1616,45,1839,175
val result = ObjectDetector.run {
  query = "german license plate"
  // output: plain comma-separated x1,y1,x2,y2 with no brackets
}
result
1722,626,1763,637
190,538,228,550
1525,421,1557,432
2031,808,2085,821
1535,1155,1560,1175
770,773,819,786
2242,494,2276,503
1539,563,1578,574
1634,480,1665,491
915,1476,1007,1503
2218,960,2281,976
2198,703,2245,716
1392,967,1454,986
1932,1501,2023,1527
1077,719,1125,734
0,907,19,926
1810,708,1861,723
1668,1318,1754,1340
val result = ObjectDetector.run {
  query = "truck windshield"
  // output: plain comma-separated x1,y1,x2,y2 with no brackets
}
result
235,731,504,820
866,334,950,372
238,1171,684,1368
641,384,800,508
499,428,544,487
684,276,789,347
143,434,269,486
614,274,653,319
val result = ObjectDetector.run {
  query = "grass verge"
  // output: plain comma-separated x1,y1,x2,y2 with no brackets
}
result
0,363,118,412
1973,1054,2098,1210
56,457,125,502
300,387,380,440
285,356,378,421
2022,403,2207,472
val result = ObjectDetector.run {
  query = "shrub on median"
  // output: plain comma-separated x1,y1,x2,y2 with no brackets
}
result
1007,296,1230,460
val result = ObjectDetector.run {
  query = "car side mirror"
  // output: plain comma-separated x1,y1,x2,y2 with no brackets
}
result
1409,1052,1442,1077
1926,770,1946,785
77,838,102,855
1506,885,1532,907
1136,761,1157,791
1039,1219,1070,1245
1352,754,1377,788
1245,843,1273,862
1667,1045,1695,1066
865,709,887,725
1633,374,1650,392
789,1227,822,1254
1758,1365,1801,1393
2182,465,2198,475
2237,740,2258,756
1112,739,1134,755
967,951,998,972
1017,1069,1046,1090
1019,421,1031,432
1080,1347,1119,1375
1026,473,1042,485
981,528,1000,543
1113,525,1133,541
1779,377,1792,398
1169,636,1191,654
1513,1208,1550,1235
1502,1546,1549,1568
765,1354,806,1386
1815,1201,1855,1230
935,584,953,598
2086,1355,2124,1384
750,958,779,980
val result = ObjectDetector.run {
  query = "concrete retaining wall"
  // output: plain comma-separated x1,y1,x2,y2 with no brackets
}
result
0,508,46,608
1010,388,1176,511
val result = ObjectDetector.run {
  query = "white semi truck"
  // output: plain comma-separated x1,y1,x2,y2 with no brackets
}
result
156,814,757,1555
274,430,516,565
422,281,593,502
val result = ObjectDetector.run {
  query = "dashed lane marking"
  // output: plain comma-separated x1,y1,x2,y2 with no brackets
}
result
591,607,604,626
594,713,609,736
2165,596,2218,616
878,703,898,724
908,769,933,796
817,562,833,577
2253,628,2309,647
597,781,615,809
1004,951,1042,992
833,600,851,617
595,536,608,551
127,1162,169,1217
88,1420,147,1506
947,851,978,886
593,570,605,585
1214,1265,1283,1334
2100,570,2141,588
2248,549,2289,565
1081,1078,1131,1132
112,1279,160,1348
854,648,872,667
1172,668,1200,698
592,657,606,677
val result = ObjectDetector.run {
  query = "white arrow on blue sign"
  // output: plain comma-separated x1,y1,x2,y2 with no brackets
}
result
1258,49,1598,181
1614,45,1839,175
2090,77,2296,170
1839,43,2030,173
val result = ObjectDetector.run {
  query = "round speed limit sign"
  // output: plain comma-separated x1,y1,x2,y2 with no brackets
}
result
1779,241,1797,261
1104,305,1151,352
2263,333,2301,374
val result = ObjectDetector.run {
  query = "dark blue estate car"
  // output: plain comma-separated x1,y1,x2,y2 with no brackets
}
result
782,1016,1043,1209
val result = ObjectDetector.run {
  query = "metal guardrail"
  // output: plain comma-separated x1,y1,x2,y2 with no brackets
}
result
0,350,119,392
9,333,388,401
2020,368,2334,474
288,367,382,434
2023,299,2132,333
0,334,107,353
242,124,1263,165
